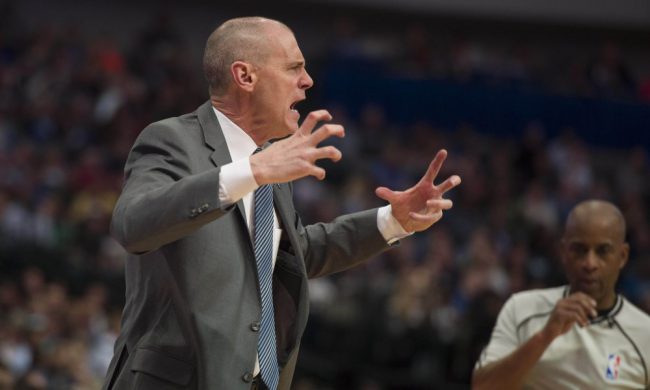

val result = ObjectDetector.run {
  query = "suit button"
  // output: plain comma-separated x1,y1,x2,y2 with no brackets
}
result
242,372,254,383
250,321,260,332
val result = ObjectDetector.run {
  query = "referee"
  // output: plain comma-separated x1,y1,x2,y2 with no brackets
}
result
473,200,650,389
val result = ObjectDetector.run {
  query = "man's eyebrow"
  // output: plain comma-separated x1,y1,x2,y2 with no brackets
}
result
289,60,305,67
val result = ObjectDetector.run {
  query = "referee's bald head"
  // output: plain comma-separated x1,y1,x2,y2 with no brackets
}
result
561,200,629,309
564,200,626,243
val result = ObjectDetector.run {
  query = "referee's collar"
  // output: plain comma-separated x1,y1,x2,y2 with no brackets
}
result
562,285,624,325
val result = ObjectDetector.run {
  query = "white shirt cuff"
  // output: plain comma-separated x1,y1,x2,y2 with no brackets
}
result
218,158,259,207
377,205,413,245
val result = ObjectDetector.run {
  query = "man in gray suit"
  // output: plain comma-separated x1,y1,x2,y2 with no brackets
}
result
103,17,461,390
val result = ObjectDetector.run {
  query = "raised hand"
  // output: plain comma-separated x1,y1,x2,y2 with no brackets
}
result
250,110,344,185
375,149,461,233
541,292,598,341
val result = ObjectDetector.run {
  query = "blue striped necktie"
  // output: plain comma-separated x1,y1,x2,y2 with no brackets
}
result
253,176,280,390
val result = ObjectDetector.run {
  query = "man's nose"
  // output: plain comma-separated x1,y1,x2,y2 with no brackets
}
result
300,69,314,90
582,250,600,271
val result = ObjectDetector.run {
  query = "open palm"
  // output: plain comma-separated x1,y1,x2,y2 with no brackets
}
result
375,149,461,233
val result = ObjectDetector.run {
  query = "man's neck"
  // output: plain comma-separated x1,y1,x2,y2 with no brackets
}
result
211,98,263,145
596,292,617,312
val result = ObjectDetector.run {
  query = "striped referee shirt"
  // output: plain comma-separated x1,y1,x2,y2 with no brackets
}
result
475,286,650,389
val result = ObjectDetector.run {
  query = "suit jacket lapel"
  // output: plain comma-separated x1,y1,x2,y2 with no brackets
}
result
273,184,292,233
197,101,247,224
197,101,302,270
273,183,306,275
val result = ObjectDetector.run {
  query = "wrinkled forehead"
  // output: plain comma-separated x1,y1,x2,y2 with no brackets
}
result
563,216,624,245
263,24,304,63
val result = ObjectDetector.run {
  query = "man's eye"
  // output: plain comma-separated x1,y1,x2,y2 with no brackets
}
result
570,245,587,255
597,245,613,256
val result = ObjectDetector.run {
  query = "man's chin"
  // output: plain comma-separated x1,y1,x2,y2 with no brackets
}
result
572,281,603,298
269,127,296,142
286,121,299,134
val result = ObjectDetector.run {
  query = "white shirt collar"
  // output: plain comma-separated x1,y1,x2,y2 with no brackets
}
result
212,107,258,161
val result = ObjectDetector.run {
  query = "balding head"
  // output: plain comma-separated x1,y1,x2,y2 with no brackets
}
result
564,200,626,243
203,17,292,96
562,199,629,309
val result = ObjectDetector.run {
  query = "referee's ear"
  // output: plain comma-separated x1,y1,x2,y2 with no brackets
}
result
618,242,630,270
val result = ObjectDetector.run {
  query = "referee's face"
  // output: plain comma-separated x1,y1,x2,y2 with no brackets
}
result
561,217,629,310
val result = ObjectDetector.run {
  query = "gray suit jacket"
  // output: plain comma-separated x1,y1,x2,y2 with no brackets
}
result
103,101,391,390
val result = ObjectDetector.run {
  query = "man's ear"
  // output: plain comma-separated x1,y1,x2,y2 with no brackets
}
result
230,61,257,92
619,242,630,270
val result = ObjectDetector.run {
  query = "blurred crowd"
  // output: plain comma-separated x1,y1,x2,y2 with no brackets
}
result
1,4,649,390
324,17,650,103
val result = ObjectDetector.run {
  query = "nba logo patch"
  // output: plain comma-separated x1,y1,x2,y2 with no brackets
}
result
606,353,621,380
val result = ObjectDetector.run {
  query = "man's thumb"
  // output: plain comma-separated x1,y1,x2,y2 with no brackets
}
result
375,187,396,202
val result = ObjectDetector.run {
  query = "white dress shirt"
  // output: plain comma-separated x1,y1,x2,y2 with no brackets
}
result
214,107,410,246
213,107,410,375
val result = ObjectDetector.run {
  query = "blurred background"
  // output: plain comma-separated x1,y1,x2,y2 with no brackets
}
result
0,0,649,388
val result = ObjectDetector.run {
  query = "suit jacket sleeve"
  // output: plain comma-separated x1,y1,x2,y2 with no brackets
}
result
111,121,231,254
294,205,392,279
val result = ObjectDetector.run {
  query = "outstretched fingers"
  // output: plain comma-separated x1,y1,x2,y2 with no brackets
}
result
311,145,342,163
309,165,327,180
426,198,453,210
298,110,333,136
435,175,462,194
309,124,345,146
421,149,448,183
375,187,399,203
409,198,452,222
408,210,443,223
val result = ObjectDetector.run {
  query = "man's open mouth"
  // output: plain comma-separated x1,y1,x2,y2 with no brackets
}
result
290,99,303,113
